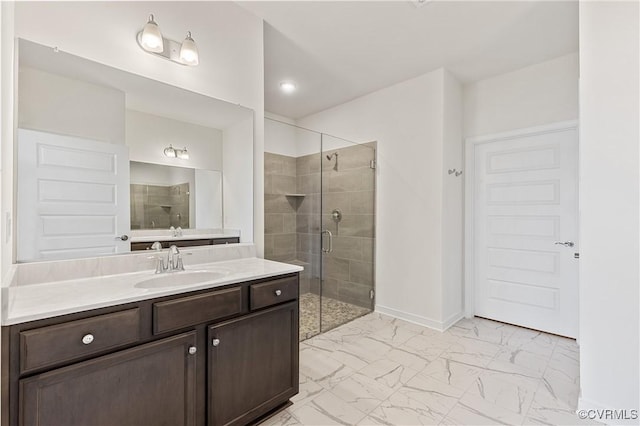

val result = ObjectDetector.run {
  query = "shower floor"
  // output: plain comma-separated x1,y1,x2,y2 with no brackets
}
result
299,293,371,341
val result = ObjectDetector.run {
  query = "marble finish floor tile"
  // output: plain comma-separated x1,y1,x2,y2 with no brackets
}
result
268,313,592,425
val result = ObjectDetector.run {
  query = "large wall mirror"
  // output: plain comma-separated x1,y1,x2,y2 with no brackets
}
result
15,39,254,262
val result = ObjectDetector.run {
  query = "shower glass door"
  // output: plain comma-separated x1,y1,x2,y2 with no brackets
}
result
264,117,376,340
319,134,376,332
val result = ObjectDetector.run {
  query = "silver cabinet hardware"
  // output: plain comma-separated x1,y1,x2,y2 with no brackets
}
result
554,241,575,247
212,338,220,347
188,346,197,355
81,334,94,345
116,235,129,241
321,229,333,253
275,289,282,296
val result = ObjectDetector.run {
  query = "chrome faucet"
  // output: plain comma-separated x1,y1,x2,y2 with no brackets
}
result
168,245,185,272
150,243,185,273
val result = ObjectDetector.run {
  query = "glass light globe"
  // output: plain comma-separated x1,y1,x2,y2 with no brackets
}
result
180,32,199,66
141,14,164,53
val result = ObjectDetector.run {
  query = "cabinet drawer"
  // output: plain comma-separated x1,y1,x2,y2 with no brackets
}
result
153,287,243,334
250,276,298,310
20,308,141,374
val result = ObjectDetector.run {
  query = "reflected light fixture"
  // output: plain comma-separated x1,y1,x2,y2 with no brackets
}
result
163,145,189,160
137,14,199,66
279,81,297,93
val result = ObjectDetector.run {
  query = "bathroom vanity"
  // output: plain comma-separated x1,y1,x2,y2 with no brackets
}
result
0,250,301,426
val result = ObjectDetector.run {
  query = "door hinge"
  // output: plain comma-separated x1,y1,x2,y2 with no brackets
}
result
370,160,377,169
574,252,580,259
369,289,375,300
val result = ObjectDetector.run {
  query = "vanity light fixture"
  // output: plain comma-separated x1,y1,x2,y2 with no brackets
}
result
139,14,164,53
279,81,297,93
179,32,199,66
177,147,190,160
137,14,200,66
163,145,189,160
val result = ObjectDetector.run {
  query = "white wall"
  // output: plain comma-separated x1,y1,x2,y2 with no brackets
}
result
1,1,264,271
299,68,464,329
0,2,15,277
19,67,125,144
265,112,298,157
126,109,223,171
195,169,223,229
441,70,463,324
464,52,579,137
578,1,639,418
223,116,254,242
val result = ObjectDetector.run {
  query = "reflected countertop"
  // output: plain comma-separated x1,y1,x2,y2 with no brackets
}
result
2,257,303,326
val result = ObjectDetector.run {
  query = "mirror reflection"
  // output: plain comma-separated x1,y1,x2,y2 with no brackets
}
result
15,38,254,262
130,162,223,230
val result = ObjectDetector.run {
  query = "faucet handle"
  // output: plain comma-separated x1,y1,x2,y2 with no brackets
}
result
175,255,185,271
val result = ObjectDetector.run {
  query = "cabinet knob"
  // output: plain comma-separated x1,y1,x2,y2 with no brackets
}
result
212,338,220,347
188,346,197,355
275,289,282,296
81,334,94,345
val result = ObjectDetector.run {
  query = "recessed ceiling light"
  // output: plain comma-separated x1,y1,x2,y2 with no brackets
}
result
280,81,297,93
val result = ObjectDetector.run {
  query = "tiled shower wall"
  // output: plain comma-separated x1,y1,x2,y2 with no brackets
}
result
297,143,375,308
264,143,375,308
264,153,311,293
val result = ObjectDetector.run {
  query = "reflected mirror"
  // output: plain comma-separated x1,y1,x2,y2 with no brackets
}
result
130,162,223,230
15,38,254,262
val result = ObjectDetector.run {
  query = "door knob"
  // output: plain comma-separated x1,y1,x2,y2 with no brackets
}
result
275,289,282,296
554,241,575,247
188,346,197,355
116,235,129,241
212,338,220,347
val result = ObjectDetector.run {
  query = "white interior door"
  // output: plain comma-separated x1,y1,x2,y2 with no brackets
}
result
472,124,578,337
17,129,130,261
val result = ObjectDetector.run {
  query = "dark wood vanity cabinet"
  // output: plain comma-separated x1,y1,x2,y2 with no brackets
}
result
20,332,197,426
131,237,240,251
209,302,298,426
1,273,299,426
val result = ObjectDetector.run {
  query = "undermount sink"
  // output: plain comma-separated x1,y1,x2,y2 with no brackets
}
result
135,270,228,289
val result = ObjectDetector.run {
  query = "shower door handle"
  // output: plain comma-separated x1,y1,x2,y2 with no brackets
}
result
322,229,333,253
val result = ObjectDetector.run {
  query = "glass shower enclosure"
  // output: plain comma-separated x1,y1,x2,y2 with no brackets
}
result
264,119,376,340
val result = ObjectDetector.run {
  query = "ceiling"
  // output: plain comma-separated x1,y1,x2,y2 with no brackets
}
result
240,1,578,119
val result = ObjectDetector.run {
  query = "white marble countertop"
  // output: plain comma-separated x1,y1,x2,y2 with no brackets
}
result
2,257,303,326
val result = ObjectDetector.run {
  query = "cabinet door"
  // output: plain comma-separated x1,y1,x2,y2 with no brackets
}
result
208,302,299,426
20,332,197,426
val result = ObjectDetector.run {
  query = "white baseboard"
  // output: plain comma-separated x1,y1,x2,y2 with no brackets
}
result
442,311,465,330
374,305,464,332
578,397,640,425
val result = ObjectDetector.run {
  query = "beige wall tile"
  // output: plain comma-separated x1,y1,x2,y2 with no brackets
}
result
283,213,297,233
338,214,375,238
349,260,374,286
273,233,296,256
331,236,363,261
272,175,297,194
323,256,350,281
265,194,295,214
265,213,284,234
338,280,373,309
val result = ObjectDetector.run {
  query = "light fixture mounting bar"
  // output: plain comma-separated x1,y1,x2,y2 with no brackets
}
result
136,32,189,66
